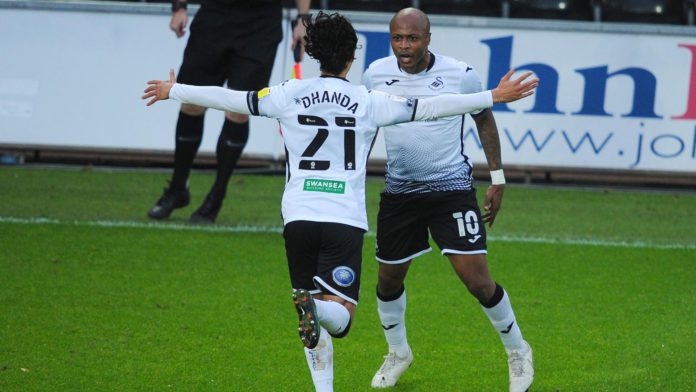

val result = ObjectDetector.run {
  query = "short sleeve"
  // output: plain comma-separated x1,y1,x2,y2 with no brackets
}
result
361,67,373,90
460,65,486,117
256,80,295,119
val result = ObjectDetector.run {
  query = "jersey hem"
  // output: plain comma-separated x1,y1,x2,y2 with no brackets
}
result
283,216,367,231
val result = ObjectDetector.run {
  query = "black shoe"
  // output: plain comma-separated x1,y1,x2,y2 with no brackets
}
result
293,289,320,349
190,194,223,224
147,186,190,220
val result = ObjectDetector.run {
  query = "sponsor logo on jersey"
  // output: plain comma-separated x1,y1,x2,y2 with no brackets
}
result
385,79,400,86
303,179,346,194
295,90,359,114
428,76,445,90
332,266,356,287
336,117,355,127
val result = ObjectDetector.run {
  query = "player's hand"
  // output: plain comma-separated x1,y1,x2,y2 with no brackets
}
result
142,69,176,106
170,9,188,38
291,17,307,62
491,69,538,104
482,184,504,227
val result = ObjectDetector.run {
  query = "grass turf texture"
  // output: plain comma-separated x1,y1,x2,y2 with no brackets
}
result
1,166,695,391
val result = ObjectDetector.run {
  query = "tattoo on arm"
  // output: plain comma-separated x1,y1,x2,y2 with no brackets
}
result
474,110,502,171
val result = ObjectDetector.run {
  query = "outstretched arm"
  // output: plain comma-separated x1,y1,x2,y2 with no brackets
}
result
142,69,252,115
490,69,537,104
142,69,177,106
414,70,537,121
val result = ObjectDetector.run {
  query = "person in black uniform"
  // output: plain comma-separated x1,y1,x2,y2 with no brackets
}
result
148,0,310,223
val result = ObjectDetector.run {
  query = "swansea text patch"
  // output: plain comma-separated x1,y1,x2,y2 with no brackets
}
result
303,179,345,194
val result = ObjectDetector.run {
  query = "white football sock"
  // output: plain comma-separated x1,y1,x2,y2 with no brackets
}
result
377,289,410,357
304,327,333,392
482,288,524,350
314,299,350,336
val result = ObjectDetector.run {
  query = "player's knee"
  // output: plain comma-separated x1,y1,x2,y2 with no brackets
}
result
181,103,206,116
328,318,352,339
378,266,408,295
466,279,496,303
224,112,249,123
378,274,405,297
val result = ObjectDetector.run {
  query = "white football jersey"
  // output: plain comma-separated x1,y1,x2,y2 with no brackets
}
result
362,53,486,193
170,74,493,230
250,76,417,230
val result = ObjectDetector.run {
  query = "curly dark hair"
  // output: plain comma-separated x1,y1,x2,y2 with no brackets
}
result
302,11,358,75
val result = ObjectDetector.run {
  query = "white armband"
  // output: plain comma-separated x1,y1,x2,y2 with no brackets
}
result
490,169,506,185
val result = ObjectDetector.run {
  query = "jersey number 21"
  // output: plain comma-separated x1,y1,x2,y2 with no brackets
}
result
298,115,356,171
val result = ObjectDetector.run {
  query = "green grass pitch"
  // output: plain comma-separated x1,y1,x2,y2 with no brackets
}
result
1,166,695,391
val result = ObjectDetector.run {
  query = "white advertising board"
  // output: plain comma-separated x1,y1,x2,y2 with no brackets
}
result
1,3,695,173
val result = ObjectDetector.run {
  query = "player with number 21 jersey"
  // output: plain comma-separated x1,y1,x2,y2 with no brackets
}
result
171,75,494,231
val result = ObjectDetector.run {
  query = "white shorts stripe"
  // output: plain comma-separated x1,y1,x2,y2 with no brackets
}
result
312,276,358,306
441,248,488,256
376,247,432,264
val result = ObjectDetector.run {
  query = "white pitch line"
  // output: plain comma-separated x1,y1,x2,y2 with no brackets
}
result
487,234,696,250
1,216,694,251
0,216,284,234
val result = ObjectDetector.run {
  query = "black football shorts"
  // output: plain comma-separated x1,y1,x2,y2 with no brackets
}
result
284,221,365,305
376,190,487,263
177,4,282,91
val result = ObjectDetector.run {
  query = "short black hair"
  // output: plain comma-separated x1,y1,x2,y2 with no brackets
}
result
303,12,358,75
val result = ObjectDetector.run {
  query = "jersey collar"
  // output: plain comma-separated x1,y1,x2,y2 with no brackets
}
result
320,75,350,82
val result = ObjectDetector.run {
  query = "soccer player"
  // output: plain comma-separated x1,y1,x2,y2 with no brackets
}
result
147,0,310,224
142,11,537,392
362,8,534,392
